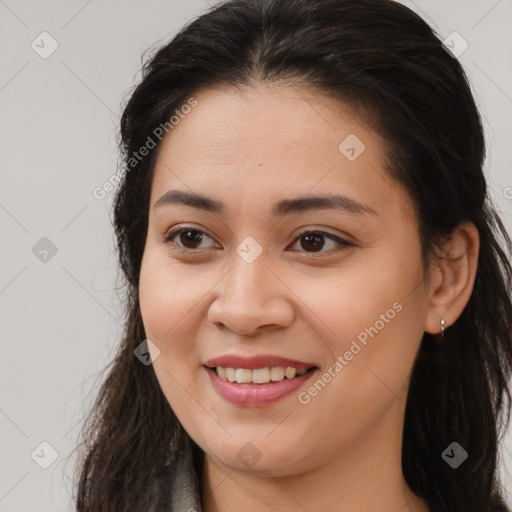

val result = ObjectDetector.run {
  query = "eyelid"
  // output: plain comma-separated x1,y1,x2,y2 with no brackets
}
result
293,225,349,241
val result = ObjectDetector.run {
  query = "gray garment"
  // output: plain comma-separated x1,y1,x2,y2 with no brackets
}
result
169,438,203,512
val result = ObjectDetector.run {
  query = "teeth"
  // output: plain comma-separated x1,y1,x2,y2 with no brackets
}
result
235,368,252,383
215,366,309,384
252,367,271,384
270,367,285,381
284,367,296,379
225,367,236,382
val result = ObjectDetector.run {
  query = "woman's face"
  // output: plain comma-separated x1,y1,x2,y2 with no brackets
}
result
139,84,430,475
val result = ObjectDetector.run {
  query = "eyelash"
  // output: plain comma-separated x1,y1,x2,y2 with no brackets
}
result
161,225,353,257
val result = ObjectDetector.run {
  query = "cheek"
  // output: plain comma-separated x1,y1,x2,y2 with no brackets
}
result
290,249,423,349
305,303,424,461
302,257,426,427
139,254,207,422
139,251,204,348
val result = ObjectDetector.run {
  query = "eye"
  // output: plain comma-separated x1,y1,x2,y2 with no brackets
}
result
162,226,219,251
288,229,353,256
162,226,353,255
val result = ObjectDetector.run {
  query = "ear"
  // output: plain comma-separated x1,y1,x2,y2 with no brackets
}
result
424,221,480,335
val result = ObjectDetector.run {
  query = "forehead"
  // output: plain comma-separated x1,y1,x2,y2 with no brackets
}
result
149,84,413,222
159,84,371,164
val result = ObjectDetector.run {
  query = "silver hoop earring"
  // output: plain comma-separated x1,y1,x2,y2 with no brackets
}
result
440,318,445,336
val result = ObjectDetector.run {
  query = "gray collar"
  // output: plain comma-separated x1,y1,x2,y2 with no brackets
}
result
170,437,203,512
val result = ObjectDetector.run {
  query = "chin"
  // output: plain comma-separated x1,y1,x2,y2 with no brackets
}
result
201,434,312,475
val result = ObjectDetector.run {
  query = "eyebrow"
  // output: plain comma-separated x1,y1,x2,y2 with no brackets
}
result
154,189,378,217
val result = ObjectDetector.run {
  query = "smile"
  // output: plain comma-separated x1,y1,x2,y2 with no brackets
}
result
213,366,310,384
204,366,318,406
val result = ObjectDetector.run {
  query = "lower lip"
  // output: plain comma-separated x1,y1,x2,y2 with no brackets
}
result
205,367,317,407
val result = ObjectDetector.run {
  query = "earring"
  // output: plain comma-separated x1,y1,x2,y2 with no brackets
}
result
440,318,445,336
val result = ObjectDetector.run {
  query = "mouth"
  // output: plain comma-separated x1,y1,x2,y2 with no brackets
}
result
203,363,319,407
205,365,318,385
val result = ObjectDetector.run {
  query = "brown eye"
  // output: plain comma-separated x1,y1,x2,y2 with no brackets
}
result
163,227,217,251
177,229,205,249
162,226,352,256
300,232,326,252
289,230,352,255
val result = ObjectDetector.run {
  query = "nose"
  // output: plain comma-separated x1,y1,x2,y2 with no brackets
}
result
207,254,295,337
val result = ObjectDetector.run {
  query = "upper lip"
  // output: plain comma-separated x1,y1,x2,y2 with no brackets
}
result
204,355,317,370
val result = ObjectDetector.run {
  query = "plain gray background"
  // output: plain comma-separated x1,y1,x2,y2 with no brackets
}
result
0,0,511,510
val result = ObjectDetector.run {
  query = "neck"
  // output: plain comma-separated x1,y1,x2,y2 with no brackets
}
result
200,399,430,512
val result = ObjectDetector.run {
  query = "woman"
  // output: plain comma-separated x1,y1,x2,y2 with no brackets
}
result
74,0,512,510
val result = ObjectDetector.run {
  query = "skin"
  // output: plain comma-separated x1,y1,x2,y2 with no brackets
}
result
138,83,479,512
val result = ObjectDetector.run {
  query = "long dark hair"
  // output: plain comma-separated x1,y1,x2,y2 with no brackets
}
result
74,0,512,510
